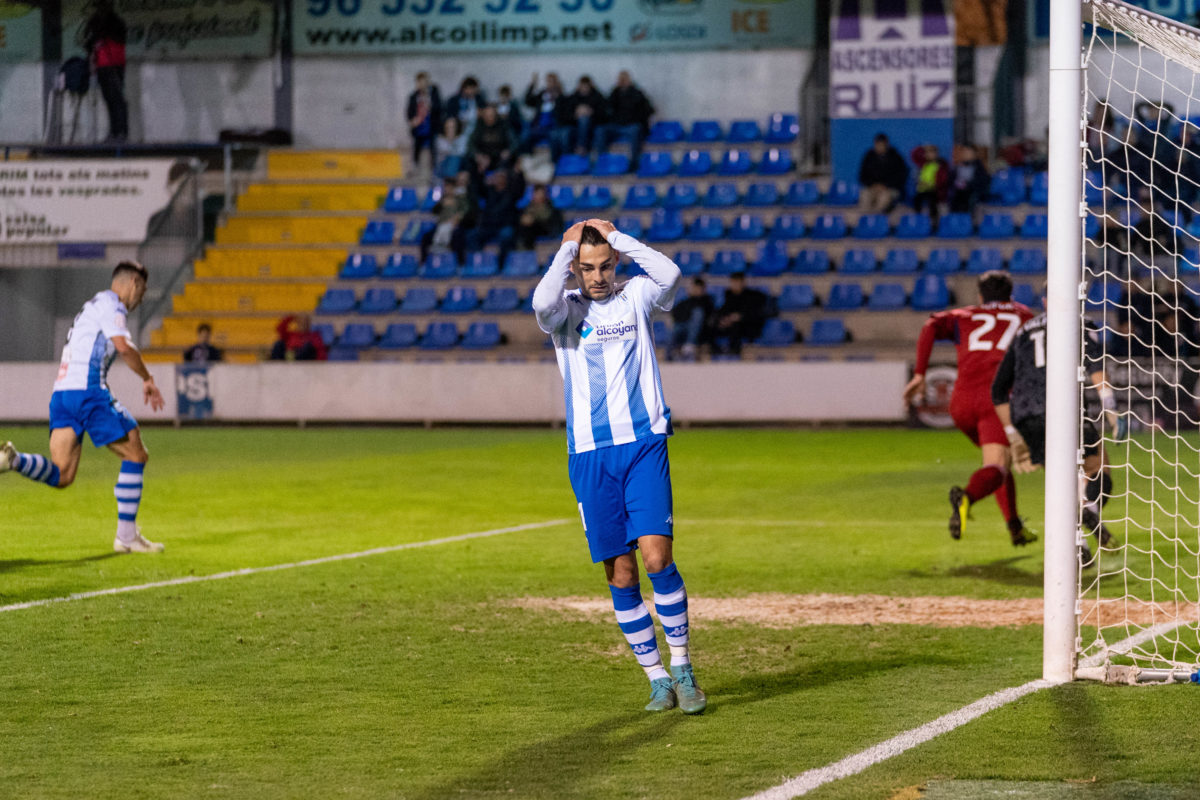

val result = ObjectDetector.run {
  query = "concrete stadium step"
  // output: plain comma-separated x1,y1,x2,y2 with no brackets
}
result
196,247,348,279
266,150,404,181
152,316,282,349
172,281,327,314
216,214,368,245
237,182,390,212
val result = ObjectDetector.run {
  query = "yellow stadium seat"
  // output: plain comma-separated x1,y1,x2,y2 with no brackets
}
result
266,150,404,181
194,247,347,279
216,215,368,245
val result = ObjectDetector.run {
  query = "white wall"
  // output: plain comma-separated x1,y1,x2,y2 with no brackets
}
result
0,63,44,143
137,60,276,142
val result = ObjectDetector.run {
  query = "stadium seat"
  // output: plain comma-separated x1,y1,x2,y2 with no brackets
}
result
378,323,419,349
382,252,418,278
338,323,377,349
647,208,685,242
481,286,521,313
967,247,1005,274
1030,172,1049,205
895,213,933,239
882,249,920,274
911,274,951,311
316,288,356,315
1013,283,1041,310
360,219,395,245
792,249,830,274
312,323,336,347
705,183,742,208
548,184,576,209
400,287,438,313
576,184,614,210
652,319,670,346
751,240,790,276
785,180,822,206
420,186,442,212
326,346,360,362
624,184,659,210
340,253,378,279
717,149,754,176
637,151,674,178
826,180,859,206
810,214,847,239
757,318,796,347
765,112,799,144
853,214,890,239
674,251,706,276
555,153,590,177
709,250,748,275
461,322,502,349
936,213,974,238
647,120,685,144
777,284,816,311
925,248,962,273
1021,213,1050,239
770,214,805,239
839,249,876,274
421,253,458,279
663,183,699,209
825,283,864,310
727,119,763,143
989,169,1027,205
758,148,794,175
689,120,723,143
436,155,462,179
867,283,907,311
744,183,779,207
1009,248,1047,274
502,251,540,277
593,153,630,176
440,286,479,313
808,318,848,345
679,150,713,177
729,214,765,240
398,219,434,245
461,251,500,278
1086,280,1122,311
419,322,459,349
979,213,1016,239
615,214,644,239
687,214,724,241
384,186,418,213
358,287,397,314
1084,171,1105,206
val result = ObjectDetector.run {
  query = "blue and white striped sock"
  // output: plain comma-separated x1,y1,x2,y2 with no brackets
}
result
609,583,670,683
649,563,690,666
13,451,60,487
114,461,145,540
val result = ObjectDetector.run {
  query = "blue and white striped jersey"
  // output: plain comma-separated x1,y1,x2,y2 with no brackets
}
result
53,290,132,392
534,231,682,454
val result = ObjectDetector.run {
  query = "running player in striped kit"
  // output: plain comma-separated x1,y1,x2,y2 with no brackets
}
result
1,261,165,553
533,219,705,714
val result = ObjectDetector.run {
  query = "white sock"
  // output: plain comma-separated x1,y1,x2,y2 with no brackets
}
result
669,645,691,666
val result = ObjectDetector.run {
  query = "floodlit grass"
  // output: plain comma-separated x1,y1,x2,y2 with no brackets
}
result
0,426,1196,800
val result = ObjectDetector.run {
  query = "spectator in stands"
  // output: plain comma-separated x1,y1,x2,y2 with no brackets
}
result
668,277,715,362
857,133,909,213
714,272,769,358
516,184,564,251
183,323,223,364
82,0,128,142
421,172,474,264
947,144,991,215
1117,277,1199,430
524,72,569,157
1124,101,1177,212
270,315,327,361
445,76,486,136
595,70,655,165
911,143,950,226
406,72,442,175
1086,97,1123,169
564,76,609,156
495,84,525,140
466,168,524,267
435,116,469,168
468,104,517,176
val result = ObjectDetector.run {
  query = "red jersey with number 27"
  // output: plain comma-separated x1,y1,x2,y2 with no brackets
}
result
914,302,1034,406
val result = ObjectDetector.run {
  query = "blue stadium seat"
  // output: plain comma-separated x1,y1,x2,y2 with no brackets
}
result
765,112,799,144
709,250,748,275
576,184,614,210
717,149,754,176
338,323,376,349
593,153,630,176
360,219,395,245
440,285,479,313
989,169,1027,205
689,120,723,143
398,219,434,245
895,213,932,239
744,183,779,207
481,286,521,313
792,249,830,274
911,274,951,311
854,213,890,239
317,288,357,315
751,240,790,276
502,251,540,277
729,214,765,240
379,323,419,349
937,213,974,238
652,319,670,346
548,184,576,209
771,214,805,239
867,283,907,311
382,252,418,278
436,155,462,180
810,214,847,239
462,251,500,278
808,318,848,345
520,287,536,313
615,214,644,239
1086,280,1122,311
340,253,378,279
757,318,796,347
674,251,706,276
967,247,1005,274
384,186,418,213
1013,283,1041,310
637,151,674,178
826,283,864,310
663,183,699,209
1084,171,1105,206
925,248,961,274
312,323,336,348
461,322,502,349
728,119,763,143
979,213,1016,239
687,214,724,241
1009,248,1047,274
647,120,685,144
839,249,876,274
420,186,442,212
420,322,459,349
555,153,590,177
647,208,685,242
882,249,920,274
400,287,438,313
421,253,458,279
1030,172,1049,205
624,184,659,210
785,180,822,206
326,346,360,362
758,148,794,175
705,183,742,208
1021,213,1050,239
679,150,713,177
826,180,859,206
777,284,816,311
359,287,397,314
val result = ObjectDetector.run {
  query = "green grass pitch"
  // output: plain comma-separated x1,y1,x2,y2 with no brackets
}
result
1,426,1198,800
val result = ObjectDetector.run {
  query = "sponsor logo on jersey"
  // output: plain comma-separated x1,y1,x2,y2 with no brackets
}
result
576,321,594,338
589,316,640,343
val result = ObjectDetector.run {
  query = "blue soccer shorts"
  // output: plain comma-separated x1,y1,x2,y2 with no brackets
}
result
567,434,674,563
49,389,138,447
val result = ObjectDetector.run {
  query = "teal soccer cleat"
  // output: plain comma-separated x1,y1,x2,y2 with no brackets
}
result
671,664,707,715
644,677,677,712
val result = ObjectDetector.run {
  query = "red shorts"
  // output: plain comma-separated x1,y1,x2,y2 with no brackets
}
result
950,394,1007,448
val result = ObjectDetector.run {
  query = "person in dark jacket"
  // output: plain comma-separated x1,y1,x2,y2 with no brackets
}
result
595,70,655,165
516,184,564,250
465,168,524,267
523,72,569,157
467,104,517,176
668,277,715,362
948,144,991,215
82,0,128,142
406,72,442,174
183,323,223,364
495,84,525,140
857,133,909,213
562,76,609,156
445,76,486,136
714,272,769,358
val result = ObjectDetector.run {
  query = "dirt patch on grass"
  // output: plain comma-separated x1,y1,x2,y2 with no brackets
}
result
502,594,1200,629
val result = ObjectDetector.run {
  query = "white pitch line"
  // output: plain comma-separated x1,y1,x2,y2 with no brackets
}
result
0,519,571,614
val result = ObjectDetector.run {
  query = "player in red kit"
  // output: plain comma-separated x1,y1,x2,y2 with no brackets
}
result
903,271,1036,546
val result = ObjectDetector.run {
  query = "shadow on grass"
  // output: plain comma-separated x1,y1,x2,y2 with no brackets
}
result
907,556,1043,588
0,552,121,574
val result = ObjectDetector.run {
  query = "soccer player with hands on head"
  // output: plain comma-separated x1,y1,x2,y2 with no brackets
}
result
532,217,705,714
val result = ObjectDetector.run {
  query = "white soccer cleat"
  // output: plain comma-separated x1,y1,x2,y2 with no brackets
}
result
113,531,165,554
0,441,16,474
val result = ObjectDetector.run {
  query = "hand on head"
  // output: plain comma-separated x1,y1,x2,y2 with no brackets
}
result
562,220,587,245
586,218,617,238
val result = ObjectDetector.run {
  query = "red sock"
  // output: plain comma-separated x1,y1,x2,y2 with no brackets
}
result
965,465,1005,504
994,467,1018,523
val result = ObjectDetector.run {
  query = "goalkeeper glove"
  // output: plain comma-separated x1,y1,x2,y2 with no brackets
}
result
1005,425,1037,473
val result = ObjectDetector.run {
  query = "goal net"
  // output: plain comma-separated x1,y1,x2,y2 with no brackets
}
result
1076,0,1200,681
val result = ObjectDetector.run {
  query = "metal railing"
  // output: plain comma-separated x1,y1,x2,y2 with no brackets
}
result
135,159,205,346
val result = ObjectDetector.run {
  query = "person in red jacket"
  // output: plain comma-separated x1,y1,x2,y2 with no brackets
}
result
83,0,128,142
911,143,950,227
270,315,327,361
903,271,1036,546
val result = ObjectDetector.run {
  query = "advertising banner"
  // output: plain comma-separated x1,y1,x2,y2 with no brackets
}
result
1031,0,1197,40
0,2,42,63
829,0,955,183
61,0,275,60
177,364,214,420
0,159,176,243
294,0,815,54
